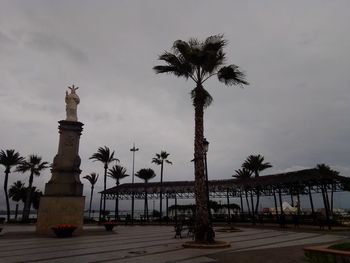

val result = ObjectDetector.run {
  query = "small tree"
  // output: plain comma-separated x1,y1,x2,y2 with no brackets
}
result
108,165,129,220
89,146,119,215
233,168,253,217
152,151,172,220
0,149,24,221
16,154,49,222
83,172,99,219
242,154,272,214
9,181,26,220
135,168,156,221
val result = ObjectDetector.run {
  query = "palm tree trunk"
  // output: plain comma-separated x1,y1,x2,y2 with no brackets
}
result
103,164,107,216
193,99,211,243
255,188,260,214
159,161,164,222
250,191,255,224
23,172,34,222
245,189,251,216
115,192,119,221
4,171,11,222
89,186,94,218
144,183,148,221
308,185,315,223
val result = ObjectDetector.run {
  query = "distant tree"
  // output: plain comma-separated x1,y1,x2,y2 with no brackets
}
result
16,154,49,222
154,35,248,243
0,149,24,221
316,164,340,216
9,180,26,203
152,151,172,220
83,172,99,218
9,180,26,220
108,165,129,220
90,146,119,215
233,168,253,216
242,154,272,214
135,168,156,221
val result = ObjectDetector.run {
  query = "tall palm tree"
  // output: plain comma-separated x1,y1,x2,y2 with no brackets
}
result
16,154,49,222
233,168,253,216
9,180,26,220
135,168,156,221
83,172,99,219
89,146,119,215
108,165,129,220
242,154,272,214
154,35,248,243
0,149,24,221
152,151,172,220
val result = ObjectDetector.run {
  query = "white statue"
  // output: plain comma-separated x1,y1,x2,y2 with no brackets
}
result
65,85,80,121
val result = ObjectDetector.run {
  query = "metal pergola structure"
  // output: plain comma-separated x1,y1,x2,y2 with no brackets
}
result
100,168,350,227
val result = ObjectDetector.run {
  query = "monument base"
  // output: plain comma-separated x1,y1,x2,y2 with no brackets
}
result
36,196,85,235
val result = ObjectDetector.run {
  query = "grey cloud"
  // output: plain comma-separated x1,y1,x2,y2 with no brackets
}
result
26,31,89,64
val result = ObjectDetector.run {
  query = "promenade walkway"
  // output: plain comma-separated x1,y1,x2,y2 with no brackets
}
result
0,225,348,263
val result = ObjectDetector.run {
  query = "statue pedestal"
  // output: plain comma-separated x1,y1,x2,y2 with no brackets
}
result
36,196,85,235
37,120,85,235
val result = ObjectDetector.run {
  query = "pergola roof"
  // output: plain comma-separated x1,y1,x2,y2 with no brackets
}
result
101,168,350,200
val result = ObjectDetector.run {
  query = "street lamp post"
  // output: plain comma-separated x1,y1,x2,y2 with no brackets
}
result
203,138,211,224
130,143,139,224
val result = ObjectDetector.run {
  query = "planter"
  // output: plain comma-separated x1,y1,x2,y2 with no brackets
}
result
104,223,116,231
52,226,76,238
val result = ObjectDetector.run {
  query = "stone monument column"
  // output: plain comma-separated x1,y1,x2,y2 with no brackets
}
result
37,85,85,235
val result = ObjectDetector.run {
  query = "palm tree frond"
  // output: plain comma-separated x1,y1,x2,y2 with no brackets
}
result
217,65,249,86
191,86,213,108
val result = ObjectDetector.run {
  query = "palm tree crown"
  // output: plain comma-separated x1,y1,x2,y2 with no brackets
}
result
83,172,99,186
16,155,49,176
242,154,272,177
152,151,173,166
9,181,26,203
135,168,156,183
89,146,119,169
108,165,129,185
233,168,253,179
0,149,24,173
153,35,248,108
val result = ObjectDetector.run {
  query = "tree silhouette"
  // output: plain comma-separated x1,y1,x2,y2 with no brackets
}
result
16,154,49,222
108,165,129,220
90,146,119,216
233,168,253,216
154,35,248,243
135,168,156,221
152,151,172,220
83,172,99,218
242,154,272,214
0,149,24,221
9,180,26,220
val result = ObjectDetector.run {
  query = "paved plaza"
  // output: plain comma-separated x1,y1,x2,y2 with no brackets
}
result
0,225,349,263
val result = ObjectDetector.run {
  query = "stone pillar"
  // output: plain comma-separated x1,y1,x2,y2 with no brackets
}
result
37,120,85,235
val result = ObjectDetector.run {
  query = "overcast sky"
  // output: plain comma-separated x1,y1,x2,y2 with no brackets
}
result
1,1,350,211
